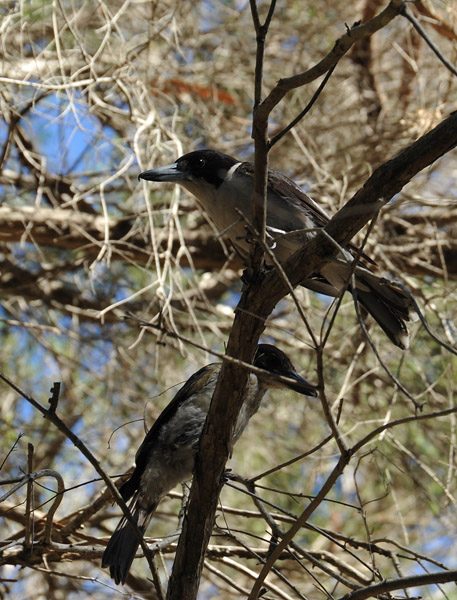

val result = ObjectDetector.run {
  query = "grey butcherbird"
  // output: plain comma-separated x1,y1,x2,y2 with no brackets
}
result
139,149,415,349
102,344,317,585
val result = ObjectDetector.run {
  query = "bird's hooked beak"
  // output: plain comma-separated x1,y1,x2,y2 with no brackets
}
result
139,162,190,183
257,365,317,397
275,369,318,397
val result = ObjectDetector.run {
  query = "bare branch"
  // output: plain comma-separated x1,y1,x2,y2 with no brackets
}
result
401,4,457,77
338,569,457,600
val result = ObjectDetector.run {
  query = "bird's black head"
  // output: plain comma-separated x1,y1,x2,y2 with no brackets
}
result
254,344,317,397
139,149,239,189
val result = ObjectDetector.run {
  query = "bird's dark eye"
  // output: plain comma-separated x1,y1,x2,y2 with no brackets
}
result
196,158,206,169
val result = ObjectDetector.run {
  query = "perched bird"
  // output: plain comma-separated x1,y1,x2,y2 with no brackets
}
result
102,344,317,584
139,149,414,349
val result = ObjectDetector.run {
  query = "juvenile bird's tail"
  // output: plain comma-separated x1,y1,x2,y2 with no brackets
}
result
102,496,155,585
352,269,414,349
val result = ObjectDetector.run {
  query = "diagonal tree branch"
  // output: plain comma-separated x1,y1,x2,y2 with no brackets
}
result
337,568,457,600
254,0,405,135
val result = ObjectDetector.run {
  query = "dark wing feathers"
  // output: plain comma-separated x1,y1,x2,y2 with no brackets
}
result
120,363,220,502
239,162,376,267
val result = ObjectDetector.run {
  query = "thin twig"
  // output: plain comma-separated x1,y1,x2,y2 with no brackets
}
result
321,214,380,348
249,433,333,483
351,282,421,408
401,5,457,77
48,382,60,415
337,569,457,600
351,405,457,455
249,0,278,108
269,64,337,149
0,433,25,472
396,282,457,356
24,444,34,548
315,347,347,454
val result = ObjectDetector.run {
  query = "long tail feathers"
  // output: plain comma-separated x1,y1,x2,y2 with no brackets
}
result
314,260,415,348
353,271,414,349
102,499,154,585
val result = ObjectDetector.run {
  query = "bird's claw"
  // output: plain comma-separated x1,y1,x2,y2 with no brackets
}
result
222,468,235,483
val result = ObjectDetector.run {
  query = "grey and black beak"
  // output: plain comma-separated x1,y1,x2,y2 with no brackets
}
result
139,162,190,183
278,369,318,397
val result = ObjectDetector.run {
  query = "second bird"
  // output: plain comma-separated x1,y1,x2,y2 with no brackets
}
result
140,149,415,349
102,344,317,585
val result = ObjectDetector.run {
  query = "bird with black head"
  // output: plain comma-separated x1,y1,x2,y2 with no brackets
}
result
102,344,317,584
140,149,415,349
